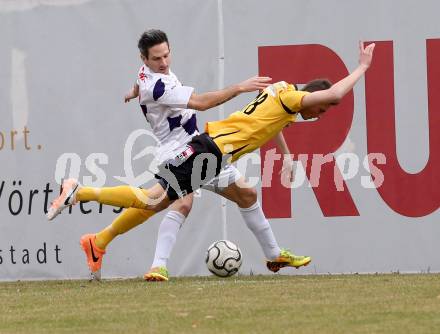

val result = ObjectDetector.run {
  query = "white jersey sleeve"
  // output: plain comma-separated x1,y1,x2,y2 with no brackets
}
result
138,71,194,108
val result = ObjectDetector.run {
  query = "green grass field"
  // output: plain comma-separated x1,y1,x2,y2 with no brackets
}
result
1,274,440,334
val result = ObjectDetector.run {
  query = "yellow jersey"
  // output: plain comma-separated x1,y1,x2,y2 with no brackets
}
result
205,81,309,162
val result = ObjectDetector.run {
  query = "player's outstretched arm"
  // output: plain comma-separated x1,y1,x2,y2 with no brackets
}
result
301,41,375,108
187,75,272,111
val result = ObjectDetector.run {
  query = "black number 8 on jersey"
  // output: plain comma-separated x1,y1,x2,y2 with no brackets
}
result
241,92,268,115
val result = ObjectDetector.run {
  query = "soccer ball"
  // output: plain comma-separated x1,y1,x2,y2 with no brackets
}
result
205,240,242,277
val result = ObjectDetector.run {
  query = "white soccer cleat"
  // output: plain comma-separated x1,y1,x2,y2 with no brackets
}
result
46,178,80,221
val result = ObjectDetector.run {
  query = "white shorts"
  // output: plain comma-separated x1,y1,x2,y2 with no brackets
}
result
202,164,241,194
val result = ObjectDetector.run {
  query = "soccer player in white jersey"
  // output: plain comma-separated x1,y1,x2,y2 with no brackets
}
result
49,29,311,281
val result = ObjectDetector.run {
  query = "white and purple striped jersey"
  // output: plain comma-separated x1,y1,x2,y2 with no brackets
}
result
136,65,199,163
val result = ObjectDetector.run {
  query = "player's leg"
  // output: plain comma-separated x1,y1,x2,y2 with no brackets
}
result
47,181,171,277
215,175,281,260
80,207,154,278
219,179,311,271
204,166,280,259
207,167,311,271
144,193,194,282
47,180,171,221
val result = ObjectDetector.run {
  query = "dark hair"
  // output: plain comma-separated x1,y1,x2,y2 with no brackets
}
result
138,29,169,58
301,79,332,92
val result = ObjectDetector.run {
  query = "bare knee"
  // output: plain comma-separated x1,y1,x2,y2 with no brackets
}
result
169,195,194,217
235,186,257,208
173,202,192,217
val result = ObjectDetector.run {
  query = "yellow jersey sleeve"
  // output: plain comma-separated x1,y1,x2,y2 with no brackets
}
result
278,87,309,113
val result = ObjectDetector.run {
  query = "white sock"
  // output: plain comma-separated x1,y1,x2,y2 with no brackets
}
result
151,210,185,268
239,201,281,260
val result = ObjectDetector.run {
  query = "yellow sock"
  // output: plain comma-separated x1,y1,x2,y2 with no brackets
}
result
77,186,151,209
95,208,155,250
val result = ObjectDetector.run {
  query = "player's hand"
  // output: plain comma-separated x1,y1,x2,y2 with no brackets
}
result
359,41,375,70
238,75,272,93
279,155,295,184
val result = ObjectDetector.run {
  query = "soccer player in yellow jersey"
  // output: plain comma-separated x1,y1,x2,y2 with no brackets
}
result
47,41,374,277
